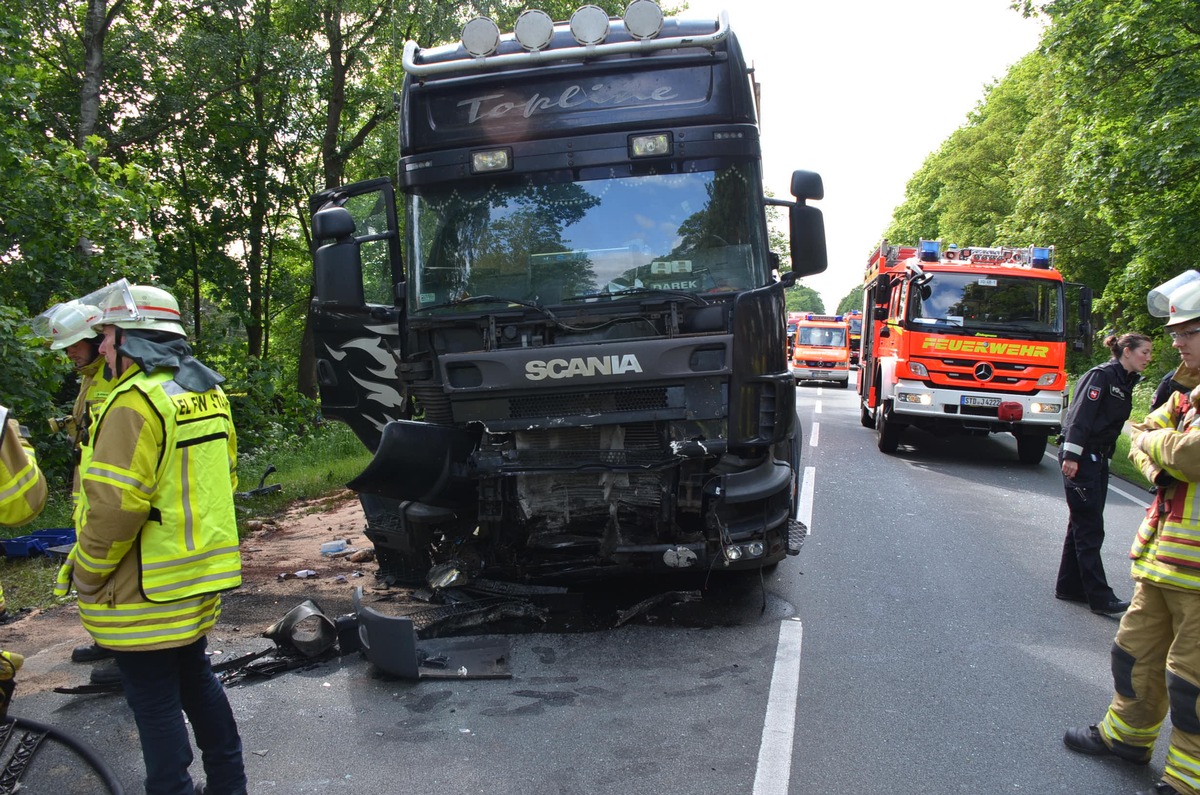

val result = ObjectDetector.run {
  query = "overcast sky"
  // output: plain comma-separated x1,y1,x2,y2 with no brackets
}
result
676,0,1046,309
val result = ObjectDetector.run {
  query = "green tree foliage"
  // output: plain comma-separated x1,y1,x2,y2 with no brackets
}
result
884,2,1200,381
786,285,824,314
836,286,863,314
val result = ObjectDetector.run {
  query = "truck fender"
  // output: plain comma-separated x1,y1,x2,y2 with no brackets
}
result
347,420,479,505
877,357,899,402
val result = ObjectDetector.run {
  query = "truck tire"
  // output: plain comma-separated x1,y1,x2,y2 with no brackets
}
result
1016,434,1048,465
875,400,903,453
860,403,873,429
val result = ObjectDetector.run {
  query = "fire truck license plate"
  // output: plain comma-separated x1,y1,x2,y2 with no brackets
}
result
811,370,829,376
961,396,1002,408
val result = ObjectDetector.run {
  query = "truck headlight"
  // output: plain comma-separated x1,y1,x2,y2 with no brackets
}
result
897,391,932,405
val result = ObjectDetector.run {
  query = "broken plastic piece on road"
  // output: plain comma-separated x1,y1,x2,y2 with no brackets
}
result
320,539,348,555
277,569,319,580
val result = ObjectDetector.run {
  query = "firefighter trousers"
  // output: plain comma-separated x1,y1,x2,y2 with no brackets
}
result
1099,581,1200,795
1056,452,1117,608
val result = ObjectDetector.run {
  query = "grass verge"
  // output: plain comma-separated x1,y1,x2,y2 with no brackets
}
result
1,422,373,616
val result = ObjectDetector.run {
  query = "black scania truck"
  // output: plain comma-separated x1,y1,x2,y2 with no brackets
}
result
308,2,828,584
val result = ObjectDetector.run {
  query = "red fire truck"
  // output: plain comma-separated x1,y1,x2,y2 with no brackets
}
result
858,240,1091,463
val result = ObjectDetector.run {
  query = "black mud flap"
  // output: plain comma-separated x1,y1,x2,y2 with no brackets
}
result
348,420,478,505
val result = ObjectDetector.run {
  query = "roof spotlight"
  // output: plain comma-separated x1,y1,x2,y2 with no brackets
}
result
514,9,555,51
461,17,501,58
623,0,663,40
570,5,610,46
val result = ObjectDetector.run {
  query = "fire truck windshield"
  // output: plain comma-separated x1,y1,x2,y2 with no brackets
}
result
906,272,1063,336
407,164,767,313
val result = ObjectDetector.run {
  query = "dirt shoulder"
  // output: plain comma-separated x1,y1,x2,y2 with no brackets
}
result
7,490,380,694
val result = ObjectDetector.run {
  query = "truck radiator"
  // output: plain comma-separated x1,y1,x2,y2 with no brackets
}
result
512,425,665,536
508,387,670,420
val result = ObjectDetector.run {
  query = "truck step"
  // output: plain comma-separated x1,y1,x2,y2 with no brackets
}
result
786,519,808,556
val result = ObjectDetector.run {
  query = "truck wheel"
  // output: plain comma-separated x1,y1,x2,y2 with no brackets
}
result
1016,434,1048,465
875,401,902,453
860,403,873,429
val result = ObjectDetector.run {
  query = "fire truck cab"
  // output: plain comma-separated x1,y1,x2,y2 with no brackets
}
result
858,239,1091,463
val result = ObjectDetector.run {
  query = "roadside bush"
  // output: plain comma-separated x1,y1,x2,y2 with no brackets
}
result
224,357,319,456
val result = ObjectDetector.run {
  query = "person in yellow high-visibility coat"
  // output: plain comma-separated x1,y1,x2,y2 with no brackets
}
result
0,406,48,621
1066,270,1200,795
56,280,246,795
40,298,116,663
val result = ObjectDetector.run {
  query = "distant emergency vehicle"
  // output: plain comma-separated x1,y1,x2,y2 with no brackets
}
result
791,313,851,387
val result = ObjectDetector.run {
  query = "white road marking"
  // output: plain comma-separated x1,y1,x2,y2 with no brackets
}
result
1109,483,1151,508
1041,451,1152,508
798,467,815,533
809,422,819,447
753,618,805,795
814,401,822,414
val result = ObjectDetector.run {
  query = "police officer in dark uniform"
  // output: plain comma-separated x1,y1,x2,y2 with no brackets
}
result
1056,332,1153,615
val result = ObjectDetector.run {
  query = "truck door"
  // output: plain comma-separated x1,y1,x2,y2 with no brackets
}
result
308,177,405,452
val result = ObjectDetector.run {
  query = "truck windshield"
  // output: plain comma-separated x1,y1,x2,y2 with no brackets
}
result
907,273,1064,335
798,327,846,346
407,164,767,313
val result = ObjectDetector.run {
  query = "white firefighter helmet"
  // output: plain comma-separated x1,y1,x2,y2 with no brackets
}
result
1148,270,1200,327
39,301,103,350
86,280,186,338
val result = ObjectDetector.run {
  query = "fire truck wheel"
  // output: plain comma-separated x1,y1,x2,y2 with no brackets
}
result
875,401,903,453
860,403,873,429
1016,434,1048,465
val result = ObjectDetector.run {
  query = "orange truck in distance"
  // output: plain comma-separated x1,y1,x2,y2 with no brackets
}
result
790,313,852,388
858,240,1092,463
844,309,863,365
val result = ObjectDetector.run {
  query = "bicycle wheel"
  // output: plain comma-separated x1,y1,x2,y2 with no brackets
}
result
0,715,125,795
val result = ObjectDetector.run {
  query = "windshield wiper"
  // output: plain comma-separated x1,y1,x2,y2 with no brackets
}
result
565,287,708,307
415,294,546,313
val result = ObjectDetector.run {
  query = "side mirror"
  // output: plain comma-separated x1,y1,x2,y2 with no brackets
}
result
312,207,366,308
789,205,827,277
790,170,825,202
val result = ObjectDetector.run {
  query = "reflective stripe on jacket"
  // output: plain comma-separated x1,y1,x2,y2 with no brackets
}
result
74,365,241,650
70,357,116,510
1129,385,1200,588
0,418,47,527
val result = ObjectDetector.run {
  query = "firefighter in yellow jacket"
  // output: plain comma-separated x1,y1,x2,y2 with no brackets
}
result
1064,270,1200,795
40,298,117,664
57,281,247,795
0,407,48,622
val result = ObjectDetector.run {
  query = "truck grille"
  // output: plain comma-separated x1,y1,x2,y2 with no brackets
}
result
509,387,669,419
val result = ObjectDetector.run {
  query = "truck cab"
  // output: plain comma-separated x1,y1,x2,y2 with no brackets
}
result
307,3,828,584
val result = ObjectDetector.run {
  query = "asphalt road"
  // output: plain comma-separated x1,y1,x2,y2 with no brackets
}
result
9,375,1164,794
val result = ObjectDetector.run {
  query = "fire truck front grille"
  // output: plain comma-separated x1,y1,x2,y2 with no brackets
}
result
509,388,669,419
940,358,1029,371
796,360,839,368
945,372,1024,386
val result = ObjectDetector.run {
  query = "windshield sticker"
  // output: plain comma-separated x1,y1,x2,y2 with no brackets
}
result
419,293,437,304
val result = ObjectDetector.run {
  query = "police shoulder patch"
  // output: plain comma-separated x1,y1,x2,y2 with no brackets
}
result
1087,386,1101,401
